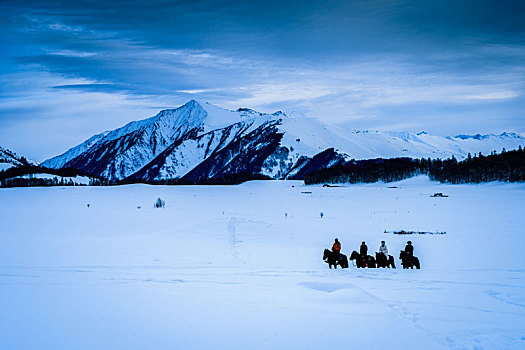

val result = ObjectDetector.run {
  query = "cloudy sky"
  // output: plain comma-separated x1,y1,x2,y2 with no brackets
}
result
1,0,524,161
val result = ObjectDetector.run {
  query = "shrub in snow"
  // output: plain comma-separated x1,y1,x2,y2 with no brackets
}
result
154,197,165,208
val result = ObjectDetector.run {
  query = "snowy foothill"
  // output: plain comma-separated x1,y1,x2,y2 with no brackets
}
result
0,176,524,349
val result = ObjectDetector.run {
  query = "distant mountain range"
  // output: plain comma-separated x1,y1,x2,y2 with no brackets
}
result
2,100,524,183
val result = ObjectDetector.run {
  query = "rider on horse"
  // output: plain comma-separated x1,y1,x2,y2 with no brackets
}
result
379,240,389,258
404,241,414,262
360,241,368,259
332,238,341,261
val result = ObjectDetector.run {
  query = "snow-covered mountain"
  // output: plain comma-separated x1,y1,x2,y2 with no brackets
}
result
331,129,525,161
42,100,525,182
0,146,34,171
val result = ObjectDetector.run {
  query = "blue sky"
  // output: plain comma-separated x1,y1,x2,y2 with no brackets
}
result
1,0,524,161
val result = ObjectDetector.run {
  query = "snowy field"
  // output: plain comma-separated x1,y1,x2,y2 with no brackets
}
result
1,176,524,349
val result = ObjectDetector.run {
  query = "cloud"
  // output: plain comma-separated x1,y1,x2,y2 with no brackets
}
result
463,91,520,100
1,0,524,160
52,83,130,93
44,49,96,57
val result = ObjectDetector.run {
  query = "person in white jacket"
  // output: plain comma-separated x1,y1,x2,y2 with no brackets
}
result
379,241,389,258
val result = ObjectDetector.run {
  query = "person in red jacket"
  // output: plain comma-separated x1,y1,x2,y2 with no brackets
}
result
332,238,341,261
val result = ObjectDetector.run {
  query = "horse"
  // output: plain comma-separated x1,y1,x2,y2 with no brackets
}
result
350,251,376,268
375,252,396,268
399,251,420,269
350,251,365,268
323,249,348,269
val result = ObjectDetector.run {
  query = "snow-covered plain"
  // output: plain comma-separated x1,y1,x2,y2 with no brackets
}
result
0,177,524,349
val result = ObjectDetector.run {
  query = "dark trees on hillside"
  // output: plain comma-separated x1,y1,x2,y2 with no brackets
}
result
0,165,105,187
304,148,525,185
304,157,422,185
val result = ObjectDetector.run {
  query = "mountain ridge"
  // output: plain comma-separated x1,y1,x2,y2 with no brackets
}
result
39,100,525,182
0,146,36,171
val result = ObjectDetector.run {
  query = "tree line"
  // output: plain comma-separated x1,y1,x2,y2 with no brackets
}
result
1,147,523,187
304,147,525,185
0,165,105,187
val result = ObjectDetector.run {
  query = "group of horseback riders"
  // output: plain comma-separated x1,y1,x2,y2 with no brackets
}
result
325,238,419,269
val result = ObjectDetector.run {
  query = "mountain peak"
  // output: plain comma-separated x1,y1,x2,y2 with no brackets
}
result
184,99,201,108
453,132,525,140
236,107,261,116
157,99,204,116
499,132,523,138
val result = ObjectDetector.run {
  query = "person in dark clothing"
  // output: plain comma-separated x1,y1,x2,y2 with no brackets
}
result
332,238,341,261
360,241,368,258
405,241,414,259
